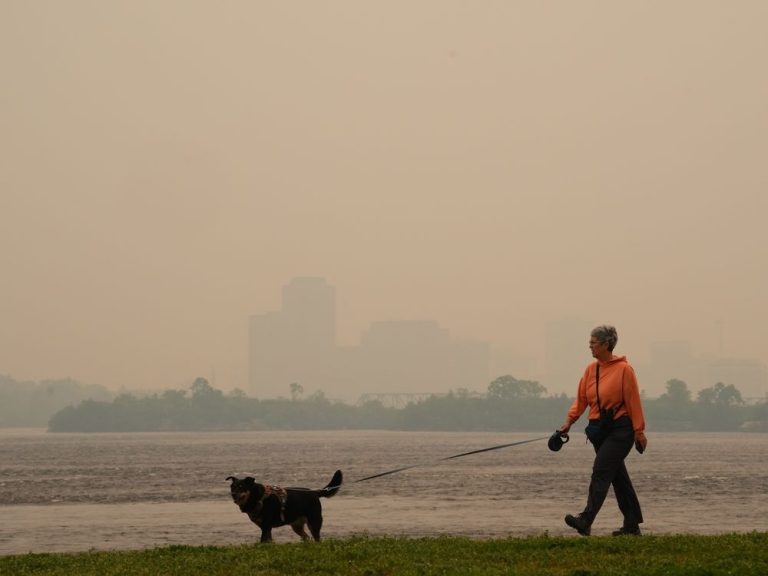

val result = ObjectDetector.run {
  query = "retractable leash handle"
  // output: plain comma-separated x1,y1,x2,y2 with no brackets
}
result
547,430,569,452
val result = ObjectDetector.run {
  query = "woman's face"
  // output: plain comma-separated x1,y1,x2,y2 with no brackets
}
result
589,337,608,358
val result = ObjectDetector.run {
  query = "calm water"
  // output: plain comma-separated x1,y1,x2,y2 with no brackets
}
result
1,429,766,554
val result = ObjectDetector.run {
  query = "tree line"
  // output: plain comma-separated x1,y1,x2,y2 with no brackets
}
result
0,374,113,427
46,375,767,433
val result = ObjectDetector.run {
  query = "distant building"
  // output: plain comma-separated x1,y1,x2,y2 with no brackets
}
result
638,340,768,400
281,276,336,351
644,340,696,394
249,277,336,398
357,320,489,394
697,356,768,400
248,279,490,400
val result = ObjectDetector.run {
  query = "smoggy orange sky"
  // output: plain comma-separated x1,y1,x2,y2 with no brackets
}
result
2,1,766,395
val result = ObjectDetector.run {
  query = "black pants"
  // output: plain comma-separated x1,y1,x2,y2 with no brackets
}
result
582,415,643,527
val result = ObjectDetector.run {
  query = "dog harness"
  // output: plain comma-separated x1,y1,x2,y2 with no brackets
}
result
263,484,287,503
262,484,288,523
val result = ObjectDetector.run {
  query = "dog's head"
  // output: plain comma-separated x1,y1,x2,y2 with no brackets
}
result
226,476,264,508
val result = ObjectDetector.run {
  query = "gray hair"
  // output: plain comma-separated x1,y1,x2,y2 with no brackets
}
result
591,325,618,352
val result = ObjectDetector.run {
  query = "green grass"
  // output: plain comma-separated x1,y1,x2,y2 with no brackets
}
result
2,533,766,576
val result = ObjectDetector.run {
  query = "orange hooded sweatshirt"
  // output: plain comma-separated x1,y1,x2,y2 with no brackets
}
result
566,356,646,434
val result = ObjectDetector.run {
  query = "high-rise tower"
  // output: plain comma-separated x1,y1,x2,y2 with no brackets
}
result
249,277,336,398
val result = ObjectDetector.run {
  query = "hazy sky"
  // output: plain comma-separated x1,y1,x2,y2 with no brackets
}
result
2,1,766,393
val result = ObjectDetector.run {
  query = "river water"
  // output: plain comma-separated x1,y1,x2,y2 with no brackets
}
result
1,429,766,554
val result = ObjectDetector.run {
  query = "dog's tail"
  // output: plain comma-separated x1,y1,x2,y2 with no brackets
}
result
319,469,343,498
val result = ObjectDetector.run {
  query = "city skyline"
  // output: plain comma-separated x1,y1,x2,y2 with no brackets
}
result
1,270,766,399
245,277,767,401
249,277,491,401
2,2,766,397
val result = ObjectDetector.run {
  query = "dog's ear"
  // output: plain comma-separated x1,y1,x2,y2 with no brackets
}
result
226,476,237,483
244,477,256,486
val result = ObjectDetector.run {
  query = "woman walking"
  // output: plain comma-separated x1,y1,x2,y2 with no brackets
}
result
558,325,647,536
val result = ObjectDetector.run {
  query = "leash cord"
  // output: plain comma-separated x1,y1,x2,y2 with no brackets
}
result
324,435,548,490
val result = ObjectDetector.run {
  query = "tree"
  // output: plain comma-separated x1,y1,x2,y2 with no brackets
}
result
697,382,744,406
695,382,746,431
289,382,304,401
648,378,694,430
191,377,215,397
308,390,329,405
660,379,692,405
487,375,547,400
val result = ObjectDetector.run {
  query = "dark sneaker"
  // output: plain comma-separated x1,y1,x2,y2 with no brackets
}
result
564,514,591,536
612,526,642,536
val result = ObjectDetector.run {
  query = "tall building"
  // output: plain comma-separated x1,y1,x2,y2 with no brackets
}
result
249,277,336,398
281,277,336,352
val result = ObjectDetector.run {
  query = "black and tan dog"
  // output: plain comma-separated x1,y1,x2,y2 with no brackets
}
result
226,470,342,542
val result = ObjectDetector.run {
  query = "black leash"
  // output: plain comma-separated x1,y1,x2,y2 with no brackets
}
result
348,435,548,485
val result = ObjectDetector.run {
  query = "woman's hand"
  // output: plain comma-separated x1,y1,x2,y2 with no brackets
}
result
635,431,647,453
559,421,572,434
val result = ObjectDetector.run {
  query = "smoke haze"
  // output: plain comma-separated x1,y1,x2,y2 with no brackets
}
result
2,1,767,396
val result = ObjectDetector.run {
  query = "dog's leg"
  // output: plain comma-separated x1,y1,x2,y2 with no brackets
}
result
290,518,310,541
259,524,274,543
307,511,323,542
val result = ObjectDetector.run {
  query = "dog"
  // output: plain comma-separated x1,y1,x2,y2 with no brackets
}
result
226,470,342,542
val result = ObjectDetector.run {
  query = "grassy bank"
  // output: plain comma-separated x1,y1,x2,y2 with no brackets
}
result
3,533,766,576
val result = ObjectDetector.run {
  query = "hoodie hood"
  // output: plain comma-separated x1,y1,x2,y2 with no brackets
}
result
598,355,628,367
